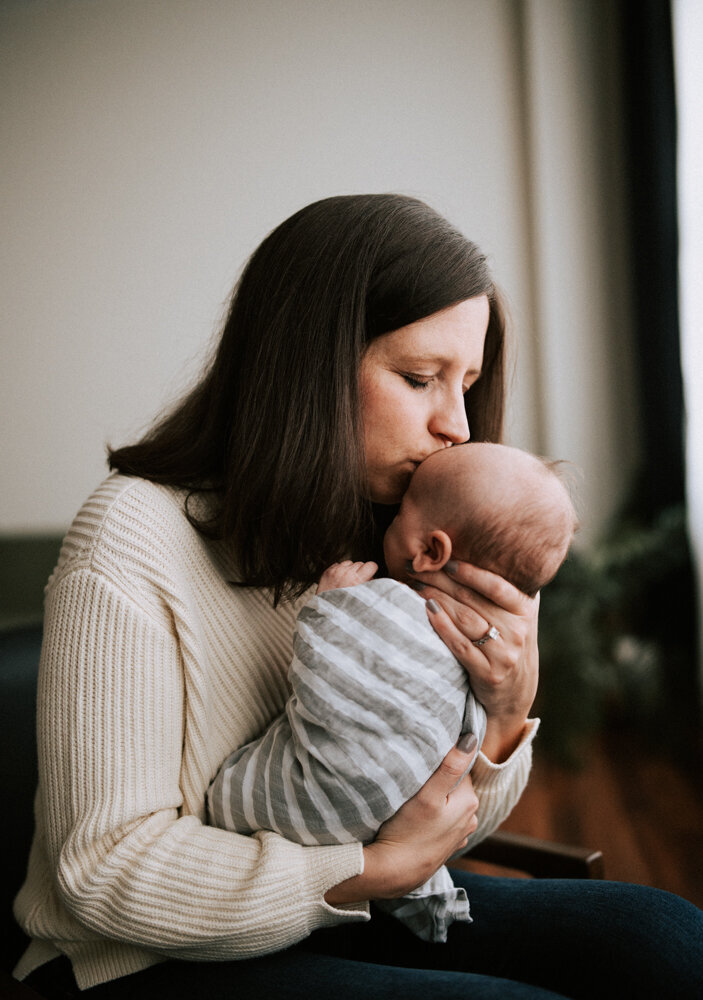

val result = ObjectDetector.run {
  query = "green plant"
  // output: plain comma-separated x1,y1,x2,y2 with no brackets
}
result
535,505,697,766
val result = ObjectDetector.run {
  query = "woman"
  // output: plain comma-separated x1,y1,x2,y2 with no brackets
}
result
14,195,702,998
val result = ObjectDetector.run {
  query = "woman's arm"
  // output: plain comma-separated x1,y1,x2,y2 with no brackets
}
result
27,568,367,964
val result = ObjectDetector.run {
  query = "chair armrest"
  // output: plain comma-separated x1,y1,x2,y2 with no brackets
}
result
461,831,605,879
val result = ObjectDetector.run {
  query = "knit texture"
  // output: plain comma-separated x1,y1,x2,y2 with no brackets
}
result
13,473,537,989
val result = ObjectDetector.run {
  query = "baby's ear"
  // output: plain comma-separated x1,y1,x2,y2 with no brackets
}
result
411,530,453,573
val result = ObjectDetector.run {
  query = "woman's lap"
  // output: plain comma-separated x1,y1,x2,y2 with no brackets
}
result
304,871,703,999
26,871,703,1000
77,949,568,1000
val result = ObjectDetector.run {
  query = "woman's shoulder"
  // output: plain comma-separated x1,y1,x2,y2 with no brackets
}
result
50,472,195,587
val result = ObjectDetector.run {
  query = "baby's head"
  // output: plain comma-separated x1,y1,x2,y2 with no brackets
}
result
383,443,578,597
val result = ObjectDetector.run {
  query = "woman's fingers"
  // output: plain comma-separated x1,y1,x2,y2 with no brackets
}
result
424,591,538,722
419,581,515,653
410,562,540,762
416,749,480,841
409,560,537,655
446,561,528,613
431,741,479,795
411,561,530,617
425,598,497,676
421,590,488,637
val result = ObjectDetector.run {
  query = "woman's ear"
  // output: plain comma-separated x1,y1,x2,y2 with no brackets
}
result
411,530,453,573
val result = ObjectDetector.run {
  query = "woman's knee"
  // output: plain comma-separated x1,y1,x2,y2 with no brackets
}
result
450,873,703,998
531,880,703,998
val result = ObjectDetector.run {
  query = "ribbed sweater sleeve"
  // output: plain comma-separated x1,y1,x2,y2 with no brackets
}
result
28,568,363,968
40,570,360,953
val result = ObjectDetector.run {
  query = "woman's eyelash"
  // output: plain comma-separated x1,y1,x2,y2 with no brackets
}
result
402,373,432,390
400,372,476,393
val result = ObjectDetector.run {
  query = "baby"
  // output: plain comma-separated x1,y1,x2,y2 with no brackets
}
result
381,441,576,598
208,443,577,942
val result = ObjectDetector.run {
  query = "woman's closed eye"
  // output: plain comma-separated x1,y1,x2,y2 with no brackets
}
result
401,372,478,395
401,373,434,390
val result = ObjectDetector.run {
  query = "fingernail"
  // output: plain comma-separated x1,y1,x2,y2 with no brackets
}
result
409,579,426,592
427,598,440,614
445,559,458,575
457,732,478,755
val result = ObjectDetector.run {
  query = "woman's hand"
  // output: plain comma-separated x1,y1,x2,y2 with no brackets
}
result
410,561,539,763
324,741,479,906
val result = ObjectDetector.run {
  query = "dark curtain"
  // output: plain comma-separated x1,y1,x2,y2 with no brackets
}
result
616,0,699,762
619,0,683,514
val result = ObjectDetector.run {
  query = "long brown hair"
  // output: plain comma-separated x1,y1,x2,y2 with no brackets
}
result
109,194,508,601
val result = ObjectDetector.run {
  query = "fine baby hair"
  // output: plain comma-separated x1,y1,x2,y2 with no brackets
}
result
386,442,578,597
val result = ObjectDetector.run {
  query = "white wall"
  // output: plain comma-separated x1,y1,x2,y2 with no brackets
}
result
520,0,639,532
1,0,637,541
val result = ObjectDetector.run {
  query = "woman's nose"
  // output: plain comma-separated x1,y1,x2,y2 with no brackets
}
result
430,393,470,445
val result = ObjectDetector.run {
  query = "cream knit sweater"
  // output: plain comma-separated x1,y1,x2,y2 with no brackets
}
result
13,473,538,990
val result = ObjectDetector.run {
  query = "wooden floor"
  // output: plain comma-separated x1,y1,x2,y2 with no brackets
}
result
463,729,703,909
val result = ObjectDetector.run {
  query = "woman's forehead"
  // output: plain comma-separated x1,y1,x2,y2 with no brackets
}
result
366,297,489,366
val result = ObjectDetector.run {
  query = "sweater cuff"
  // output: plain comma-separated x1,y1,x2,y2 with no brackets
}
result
302,840,370,929
466,718,540,846
474,718,540,776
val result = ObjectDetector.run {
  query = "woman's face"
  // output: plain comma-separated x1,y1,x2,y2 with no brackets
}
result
359,296,490,504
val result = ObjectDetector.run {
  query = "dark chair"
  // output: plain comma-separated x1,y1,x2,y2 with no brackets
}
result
0,623,603,997
1,625,44,997
460,828,604,879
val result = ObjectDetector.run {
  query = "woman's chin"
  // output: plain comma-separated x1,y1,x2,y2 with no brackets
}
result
367,473,412,505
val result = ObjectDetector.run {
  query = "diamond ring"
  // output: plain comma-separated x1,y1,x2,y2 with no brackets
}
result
472,625,501,647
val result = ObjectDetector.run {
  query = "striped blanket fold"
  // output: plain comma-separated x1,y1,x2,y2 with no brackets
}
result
208,578,487,942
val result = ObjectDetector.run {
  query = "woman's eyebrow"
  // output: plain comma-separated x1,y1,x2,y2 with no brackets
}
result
395,353,482,375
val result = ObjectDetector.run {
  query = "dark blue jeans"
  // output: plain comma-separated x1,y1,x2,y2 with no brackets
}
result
25,871,703,999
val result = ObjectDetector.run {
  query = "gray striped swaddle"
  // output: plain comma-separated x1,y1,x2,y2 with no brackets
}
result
207,578,487,942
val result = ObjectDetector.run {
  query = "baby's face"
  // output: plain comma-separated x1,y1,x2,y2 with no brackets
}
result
382,499,424,581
